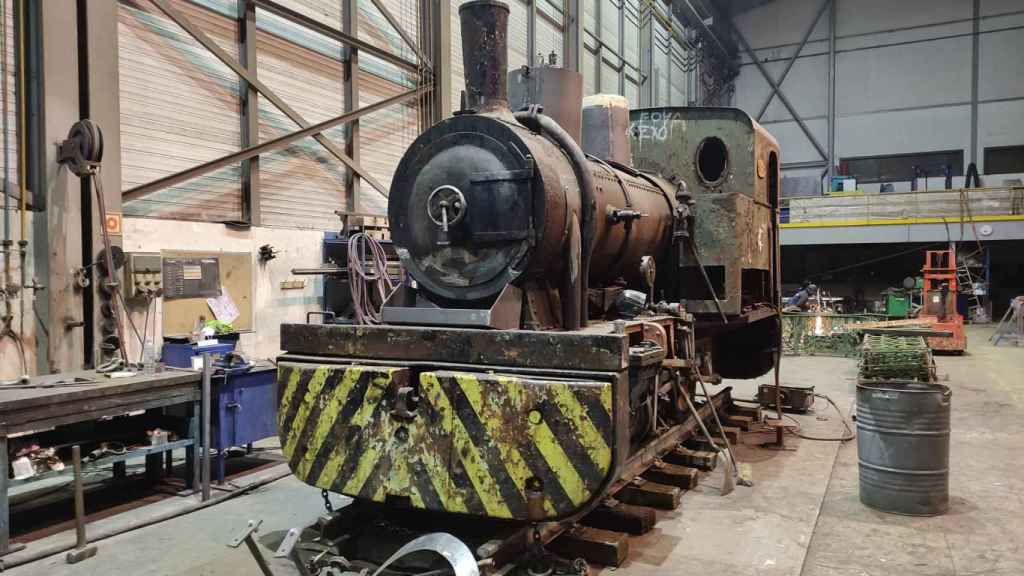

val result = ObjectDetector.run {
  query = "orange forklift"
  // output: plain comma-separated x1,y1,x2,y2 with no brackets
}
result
919,246,967,353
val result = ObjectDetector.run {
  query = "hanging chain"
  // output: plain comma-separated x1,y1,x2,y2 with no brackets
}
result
321,489,334,514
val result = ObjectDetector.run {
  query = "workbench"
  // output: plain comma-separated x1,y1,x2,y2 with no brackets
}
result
0,370,202,557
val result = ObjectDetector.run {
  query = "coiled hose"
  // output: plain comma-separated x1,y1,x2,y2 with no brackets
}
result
348,232,394,325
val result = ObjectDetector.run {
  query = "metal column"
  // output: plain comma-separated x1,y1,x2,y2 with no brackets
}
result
201,353,212,501
423,0,450,122
969,0,980,167
38,0,85,372
563,0,581,72
83,0,125,367
639,2,653,107
826,0,837,183
433,0,450,120
344,0,360,212
594,0,601,89
527,0,536,65
239,0,261,225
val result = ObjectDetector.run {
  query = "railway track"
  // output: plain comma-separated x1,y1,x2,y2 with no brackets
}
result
235,387,760,576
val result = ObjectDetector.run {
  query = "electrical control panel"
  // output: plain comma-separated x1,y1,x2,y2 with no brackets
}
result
125,252,163,299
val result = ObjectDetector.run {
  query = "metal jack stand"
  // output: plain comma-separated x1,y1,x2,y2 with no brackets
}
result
274,527,312,576
762,339,795,452
65,446,98,564
228,520,275,576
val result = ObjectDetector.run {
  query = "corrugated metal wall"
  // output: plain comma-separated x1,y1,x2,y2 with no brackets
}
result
256,10,349,230
119,1,243,222
536,1,563,65
1,0,17,198
119,0,419,226
357,0,420,215
117,0,697,227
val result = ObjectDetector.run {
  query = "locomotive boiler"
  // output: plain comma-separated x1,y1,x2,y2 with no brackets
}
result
276,0,781,525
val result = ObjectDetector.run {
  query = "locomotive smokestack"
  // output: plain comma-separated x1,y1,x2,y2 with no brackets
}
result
459,0,510,113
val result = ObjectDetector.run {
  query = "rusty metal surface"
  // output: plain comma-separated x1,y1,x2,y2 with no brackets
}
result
278,362,616,521
587,164,675,286
279,323,629,371
582,94,632,166
459,0,511,113
508,66,583,143
628,107,779,317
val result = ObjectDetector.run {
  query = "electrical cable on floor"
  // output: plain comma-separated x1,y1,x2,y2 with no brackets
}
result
783,393,855,442
348,232,395,325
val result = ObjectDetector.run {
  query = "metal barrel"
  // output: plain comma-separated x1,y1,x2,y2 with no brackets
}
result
856,380,951,516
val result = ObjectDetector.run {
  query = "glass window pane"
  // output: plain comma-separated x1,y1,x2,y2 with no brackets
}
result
584,0,596,35
583,47,597,96
623,0,639,69
601,59,618,94
600,0,618,47
537,13,563,65
653,25,670,105
671,41,687,106
509,0,529,69
625,76,639,109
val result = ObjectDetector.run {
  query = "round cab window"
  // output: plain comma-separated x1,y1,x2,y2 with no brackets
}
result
695,136,729,186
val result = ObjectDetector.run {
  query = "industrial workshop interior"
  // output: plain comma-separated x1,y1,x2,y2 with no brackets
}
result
0,0,1022,574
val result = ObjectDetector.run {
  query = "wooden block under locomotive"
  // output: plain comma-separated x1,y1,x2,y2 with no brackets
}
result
275,0,783,555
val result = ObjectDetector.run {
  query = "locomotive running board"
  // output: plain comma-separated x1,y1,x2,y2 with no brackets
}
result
279,323,629,371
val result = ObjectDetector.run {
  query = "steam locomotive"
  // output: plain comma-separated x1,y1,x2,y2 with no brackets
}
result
276,0,781,523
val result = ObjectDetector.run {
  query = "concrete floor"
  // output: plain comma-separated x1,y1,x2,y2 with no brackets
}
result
9,325,1022,575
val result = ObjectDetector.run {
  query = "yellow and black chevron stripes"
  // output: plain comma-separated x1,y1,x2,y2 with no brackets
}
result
277,363,400,497
276,363,614,521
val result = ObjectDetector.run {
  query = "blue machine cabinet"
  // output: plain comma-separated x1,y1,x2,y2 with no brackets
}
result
212,365,277,483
